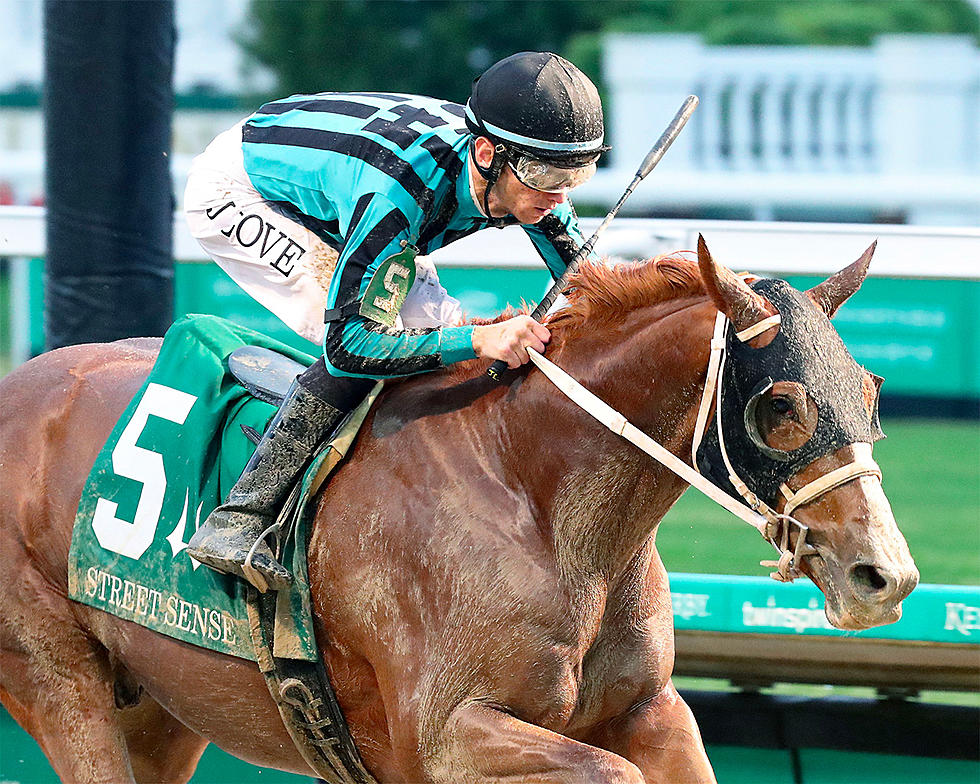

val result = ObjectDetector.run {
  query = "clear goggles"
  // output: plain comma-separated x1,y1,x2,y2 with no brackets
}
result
507,154,597,193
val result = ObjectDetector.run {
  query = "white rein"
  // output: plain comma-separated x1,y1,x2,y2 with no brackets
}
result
528,311,881,582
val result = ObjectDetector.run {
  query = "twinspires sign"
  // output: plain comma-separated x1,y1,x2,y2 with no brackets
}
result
670,572,980,643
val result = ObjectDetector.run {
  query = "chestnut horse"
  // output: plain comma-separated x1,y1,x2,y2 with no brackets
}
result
0,240,917,783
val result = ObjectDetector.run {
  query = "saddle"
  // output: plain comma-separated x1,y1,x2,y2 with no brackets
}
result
229,344,303,408
229,346,379,784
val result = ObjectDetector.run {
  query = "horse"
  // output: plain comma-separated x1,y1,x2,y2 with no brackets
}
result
0,237,918,784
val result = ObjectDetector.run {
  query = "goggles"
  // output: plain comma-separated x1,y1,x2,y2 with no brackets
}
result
508,154,596,193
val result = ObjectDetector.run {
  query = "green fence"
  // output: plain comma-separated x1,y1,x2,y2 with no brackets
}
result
12,260,980,401
669,575,979,643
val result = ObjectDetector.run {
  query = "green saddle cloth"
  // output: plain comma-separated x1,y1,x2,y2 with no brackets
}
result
67,314,377,661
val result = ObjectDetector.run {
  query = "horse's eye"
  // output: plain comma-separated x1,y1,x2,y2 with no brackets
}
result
746,381,818,456
770,396,794,416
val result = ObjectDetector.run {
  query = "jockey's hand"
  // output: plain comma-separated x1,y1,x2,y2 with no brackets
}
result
472,315,551,369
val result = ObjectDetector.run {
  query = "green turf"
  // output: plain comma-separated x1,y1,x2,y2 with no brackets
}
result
0,708,315,784
656,418,980,586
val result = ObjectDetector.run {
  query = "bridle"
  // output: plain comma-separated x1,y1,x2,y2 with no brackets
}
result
691,310,882,579
527,310,882,583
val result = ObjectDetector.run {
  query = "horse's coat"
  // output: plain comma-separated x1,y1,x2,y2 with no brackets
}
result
0,243,918,783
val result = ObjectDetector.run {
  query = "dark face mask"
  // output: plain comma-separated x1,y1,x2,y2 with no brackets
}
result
695,278,884,505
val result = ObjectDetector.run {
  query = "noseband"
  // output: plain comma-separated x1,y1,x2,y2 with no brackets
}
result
529,307,882,583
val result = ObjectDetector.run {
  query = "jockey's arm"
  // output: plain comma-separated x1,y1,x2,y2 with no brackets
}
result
323,194,550,379
326,313,550,377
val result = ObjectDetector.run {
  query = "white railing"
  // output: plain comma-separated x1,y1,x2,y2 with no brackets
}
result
580,33,980,224
692,49,877,173
4,206,978,275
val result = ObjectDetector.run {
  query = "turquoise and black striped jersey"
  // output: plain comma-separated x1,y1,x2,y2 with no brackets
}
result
241,91,590,379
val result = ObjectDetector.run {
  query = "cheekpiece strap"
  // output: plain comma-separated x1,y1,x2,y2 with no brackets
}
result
691,311,729,465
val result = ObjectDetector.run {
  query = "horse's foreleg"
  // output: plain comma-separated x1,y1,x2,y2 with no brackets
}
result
428,701,644,783
591,681,716,784
118,692,210,784
0,599,138,783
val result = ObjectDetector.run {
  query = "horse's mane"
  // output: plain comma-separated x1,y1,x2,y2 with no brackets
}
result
547,253,704,337
465,253,704,328
444,254,704,384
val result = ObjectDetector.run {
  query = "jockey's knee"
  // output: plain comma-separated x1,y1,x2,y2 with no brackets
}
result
298,356,374,412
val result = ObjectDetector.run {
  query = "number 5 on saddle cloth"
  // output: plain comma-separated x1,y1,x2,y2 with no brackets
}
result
66,315,381,662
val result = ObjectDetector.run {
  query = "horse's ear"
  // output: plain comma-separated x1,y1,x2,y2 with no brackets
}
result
697,234,773,331
806,240,876,318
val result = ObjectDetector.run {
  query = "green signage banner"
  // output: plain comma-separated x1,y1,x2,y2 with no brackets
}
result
784,275,980,398
669,572,980,644
17,260,980,399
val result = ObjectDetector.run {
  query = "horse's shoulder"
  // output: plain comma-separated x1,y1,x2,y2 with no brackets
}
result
1,339,160,431
57,337,161,375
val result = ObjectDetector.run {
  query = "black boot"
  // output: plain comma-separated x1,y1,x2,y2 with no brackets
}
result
187,378,347,592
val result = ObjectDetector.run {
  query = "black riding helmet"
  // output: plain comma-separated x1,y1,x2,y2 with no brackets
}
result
465,52,609,212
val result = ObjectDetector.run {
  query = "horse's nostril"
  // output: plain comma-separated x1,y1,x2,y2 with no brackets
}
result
849,563,888,594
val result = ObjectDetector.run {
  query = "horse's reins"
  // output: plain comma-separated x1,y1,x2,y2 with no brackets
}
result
527,310,882,582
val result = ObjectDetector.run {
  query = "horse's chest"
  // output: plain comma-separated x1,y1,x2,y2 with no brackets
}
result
558,587,676,729
574,631,674,725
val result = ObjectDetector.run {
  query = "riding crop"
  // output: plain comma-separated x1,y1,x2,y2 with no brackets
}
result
487,94,700,381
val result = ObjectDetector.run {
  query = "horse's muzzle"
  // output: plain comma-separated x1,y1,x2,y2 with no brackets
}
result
817,554,919,630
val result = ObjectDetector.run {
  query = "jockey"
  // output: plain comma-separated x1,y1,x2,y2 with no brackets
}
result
184,51,609,592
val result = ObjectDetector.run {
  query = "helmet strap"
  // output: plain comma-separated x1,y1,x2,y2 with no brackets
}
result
469,139,508,221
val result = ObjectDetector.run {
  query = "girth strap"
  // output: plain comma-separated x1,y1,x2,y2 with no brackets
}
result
246,587,378,784
244,385,384,784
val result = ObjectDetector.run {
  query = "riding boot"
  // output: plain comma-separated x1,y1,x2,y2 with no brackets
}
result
186,377,347,592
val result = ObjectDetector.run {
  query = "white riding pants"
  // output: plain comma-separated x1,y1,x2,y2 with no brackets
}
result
183,122,462,345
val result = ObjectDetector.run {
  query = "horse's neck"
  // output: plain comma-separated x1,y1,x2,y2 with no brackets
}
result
505,297,715,588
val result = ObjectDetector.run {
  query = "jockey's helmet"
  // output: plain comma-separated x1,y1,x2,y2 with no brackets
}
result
465,52,608,195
